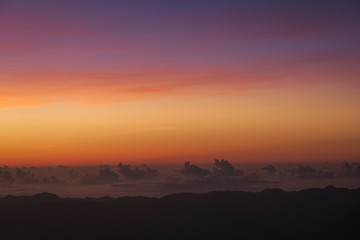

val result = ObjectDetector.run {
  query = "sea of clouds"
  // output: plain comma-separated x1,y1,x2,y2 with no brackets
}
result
0,160,359,197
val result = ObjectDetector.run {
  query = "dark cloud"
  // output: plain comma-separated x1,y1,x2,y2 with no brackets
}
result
339,162,360,178
117,163,157,180
177,162,211,177
212,159,244,177
15,169,38,184
287,165,333,179
40,176,67,185
57,165,70,169
67,170,80,181
100,165,112,168
80,168,119,185
0,168,14,184
1,161,357,197
261,164,276,175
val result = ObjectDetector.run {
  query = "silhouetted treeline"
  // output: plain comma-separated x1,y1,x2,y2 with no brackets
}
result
0,186,359,240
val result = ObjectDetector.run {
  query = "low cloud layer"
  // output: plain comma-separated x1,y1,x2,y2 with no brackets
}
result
261,165,276,175
117,163,157,180
212,159,244,177
286,165,334,179
0,168,14,184
177,159,244,177
40,176,66,185
0,161,359,198
81,168,119,185
15,169,38,184
177,162,211,177
340,162,360,178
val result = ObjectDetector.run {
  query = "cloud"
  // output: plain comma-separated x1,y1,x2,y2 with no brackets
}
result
67,170,80,181
15,169,38,184
0,168,14,184
339,162,360,178
117,163,157,180
287,165,333,179
80,168,119,185
40,176,67,185
57,165,70,169
261,164,276,175
177,162,211,177
212,159,244,177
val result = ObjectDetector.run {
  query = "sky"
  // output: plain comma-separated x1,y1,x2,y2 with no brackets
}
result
0,0,360,166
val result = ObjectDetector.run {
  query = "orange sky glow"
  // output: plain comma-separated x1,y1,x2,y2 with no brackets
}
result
1,0,359,166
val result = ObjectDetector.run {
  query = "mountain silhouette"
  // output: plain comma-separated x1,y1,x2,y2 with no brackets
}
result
0,186,359,240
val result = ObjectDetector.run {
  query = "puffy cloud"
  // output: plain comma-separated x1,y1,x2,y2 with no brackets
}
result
177,162,211,177
261,164,276,175
339,162,360,178
117,163,157,180
212,159,244,177
0,168,14,184
15,169,38,184
287,165,333,179
80,168,119,185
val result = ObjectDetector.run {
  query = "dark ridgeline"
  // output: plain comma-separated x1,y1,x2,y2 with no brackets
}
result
0,186,359,240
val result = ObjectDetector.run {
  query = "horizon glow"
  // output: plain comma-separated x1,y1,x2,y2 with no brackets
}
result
0,0,359,166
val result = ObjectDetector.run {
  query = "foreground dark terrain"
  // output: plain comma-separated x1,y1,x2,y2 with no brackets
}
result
0,186,359,240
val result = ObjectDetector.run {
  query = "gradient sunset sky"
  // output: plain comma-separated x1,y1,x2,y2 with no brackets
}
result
0,0,359,166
